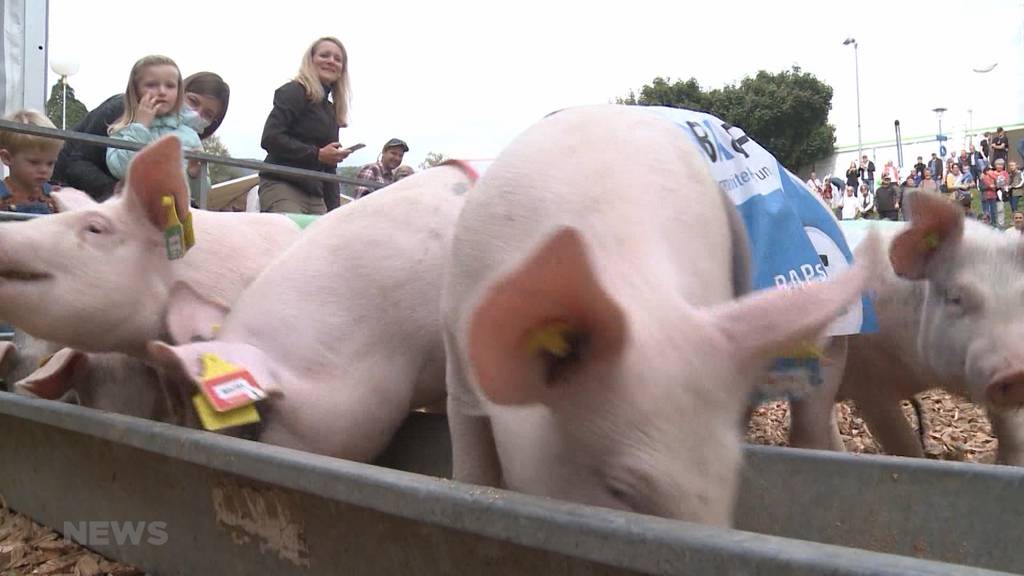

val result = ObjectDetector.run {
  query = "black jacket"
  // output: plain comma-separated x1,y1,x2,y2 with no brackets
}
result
875,183,901,212
259,81,341,210
52,94,124,201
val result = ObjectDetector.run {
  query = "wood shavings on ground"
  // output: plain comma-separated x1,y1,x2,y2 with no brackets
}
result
746,389,999,464
0,496,142,576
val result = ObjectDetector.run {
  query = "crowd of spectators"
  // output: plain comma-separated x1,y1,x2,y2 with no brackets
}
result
805,128,1024,231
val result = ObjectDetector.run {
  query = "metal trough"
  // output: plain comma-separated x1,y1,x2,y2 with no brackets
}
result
0,391,1019,575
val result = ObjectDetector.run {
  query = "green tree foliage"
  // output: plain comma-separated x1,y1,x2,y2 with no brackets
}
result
200,135,239,185
45,79,88,130
619,67,835,170
419,151,448,170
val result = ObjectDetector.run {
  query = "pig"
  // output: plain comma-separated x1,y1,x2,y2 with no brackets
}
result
441,105,873,525
6,337,181,424
0,136,301,358
145,157,470,460
836,192,1024,465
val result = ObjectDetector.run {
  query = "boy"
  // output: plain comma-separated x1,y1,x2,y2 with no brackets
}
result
0,109,62,214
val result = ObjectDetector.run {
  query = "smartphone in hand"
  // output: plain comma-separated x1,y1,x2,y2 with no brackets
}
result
344,143,366,153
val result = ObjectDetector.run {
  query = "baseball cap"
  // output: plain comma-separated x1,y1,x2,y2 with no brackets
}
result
383,138,409,152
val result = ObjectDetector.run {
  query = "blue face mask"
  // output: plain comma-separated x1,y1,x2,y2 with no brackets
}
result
181,105,211,132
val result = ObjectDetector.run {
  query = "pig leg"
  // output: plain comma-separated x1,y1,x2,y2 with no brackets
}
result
990,410,1024,466
853,393,925,458
789,337,846,451
445,331,503,486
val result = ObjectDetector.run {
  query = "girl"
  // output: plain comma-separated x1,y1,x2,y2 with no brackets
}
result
106,55,205,181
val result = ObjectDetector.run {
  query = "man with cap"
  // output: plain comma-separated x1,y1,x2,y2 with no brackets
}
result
874,173,901,221
354,138,409,199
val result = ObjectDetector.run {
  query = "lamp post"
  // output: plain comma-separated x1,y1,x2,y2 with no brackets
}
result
49,58,80,130
932,107,947,157
843,37,862,161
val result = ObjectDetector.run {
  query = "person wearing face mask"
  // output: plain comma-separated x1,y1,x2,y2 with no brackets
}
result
258,36,353,214
353,138,409,199
52,71,229,202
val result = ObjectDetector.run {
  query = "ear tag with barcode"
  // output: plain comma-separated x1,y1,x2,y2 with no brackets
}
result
198,352,266,413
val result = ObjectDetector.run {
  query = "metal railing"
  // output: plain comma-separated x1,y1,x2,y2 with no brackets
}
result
0,119,384,208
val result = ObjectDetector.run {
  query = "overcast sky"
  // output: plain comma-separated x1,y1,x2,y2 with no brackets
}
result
46,0,1024,169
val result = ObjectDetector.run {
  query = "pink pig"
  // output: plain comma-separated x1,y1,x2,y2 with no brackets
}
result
442,105,873,525
145,160,471,460
837,192,1024,464
0,136,300,357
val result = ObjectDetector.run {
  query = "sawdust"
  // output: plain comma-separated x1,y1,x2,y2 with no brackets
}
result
0,498,143,576
746,389,999,464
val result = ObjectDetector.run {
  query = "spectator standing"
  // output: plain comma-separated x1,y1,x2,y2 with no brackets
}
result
859,155,875,191
845,161,859,190
980,132,991,161
875,175,900,221
980,166,999,227
354,138,409,199
991,127,1009,165
805,170,823,195
927,152,943,182
259,36,352,214
913,156,926,182
945,164,962,198
993,159,1010,228
1009,160,1024,213
881,160,899,183
970,144,988,182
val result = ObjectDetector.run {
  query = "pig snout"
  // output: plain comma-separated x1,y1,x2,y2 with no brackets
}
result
986,372,1024,407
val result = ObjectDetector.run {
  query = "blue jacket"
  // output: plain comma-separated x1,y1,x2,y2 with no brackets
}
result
106,110,203,179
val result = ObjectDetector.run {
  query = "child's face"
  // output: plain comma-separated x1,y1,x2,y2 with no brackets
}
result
137,64,180,115
0,148,58,189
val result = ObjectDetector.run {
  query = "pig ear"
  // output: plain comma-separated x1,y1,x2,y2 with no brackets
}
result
0,341,19,380
889,191,964,280
51,188,98,212
146,340,283,396
708,233,876,362
123,135,191,231
468,227,626,405
14,348,86,400
165,282,229,345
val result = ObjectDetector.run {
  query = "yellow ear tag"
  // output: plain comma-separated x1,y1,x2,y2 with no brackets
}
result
162,196,186,260
183,210,196,250
192,392,260,431
38,352,56,368
526,321,572,358
922,232,940,251
196,352,267,414
210,323,221,337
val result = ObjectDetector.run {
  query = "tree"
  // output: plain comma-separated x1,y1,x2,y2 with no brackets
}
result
419,151,448,170
200,135,239,185
620,67,835,170
45,79,88,130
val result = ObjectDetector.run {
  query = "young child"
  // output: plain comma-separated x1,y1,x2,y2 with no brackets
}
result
106,55,204,181
0,109,62,214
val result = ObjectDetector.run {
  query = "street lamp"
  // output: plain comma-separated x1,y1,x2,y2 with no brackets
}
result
843,37,862,161
49,58,80,130
932,107,947,157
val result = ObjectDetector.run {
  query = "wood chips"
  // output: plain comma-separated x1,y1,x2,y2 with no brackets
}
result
746,389,999,464
0,495,142,576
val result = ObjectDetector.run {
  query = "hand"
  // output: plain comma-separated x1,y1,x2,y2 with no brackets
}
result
188,159,201,179
135,92,159,127
317,142,348,165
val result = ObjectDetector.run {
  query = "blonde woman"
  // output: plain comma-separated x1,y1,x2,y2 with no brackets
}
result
259,36,354,214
